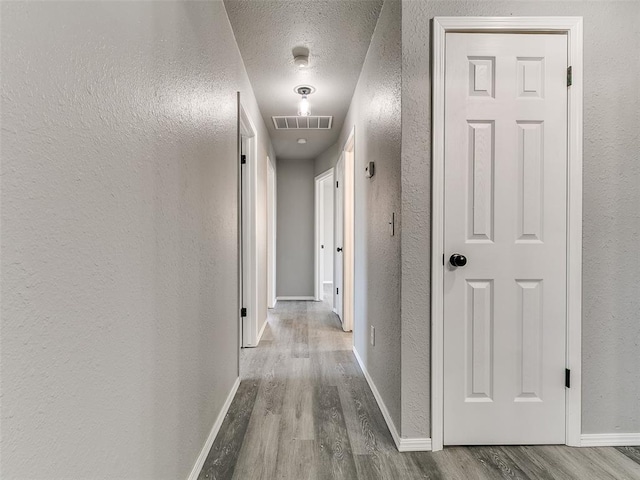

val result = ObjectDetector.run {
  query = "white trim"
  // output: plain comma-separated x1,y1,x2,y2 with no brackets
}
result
352,347,431,452
315,168,335,303
580,434,640,447
187,377,241,480
398,437,433,452
256,317,268,344
431,17,583,451
267,157,277,309
323,281,333,285
276,296,315,301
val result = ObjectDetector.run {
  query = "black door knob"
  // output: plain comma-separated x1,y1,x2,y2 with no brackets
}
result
449,253,467,267
337,247,343,252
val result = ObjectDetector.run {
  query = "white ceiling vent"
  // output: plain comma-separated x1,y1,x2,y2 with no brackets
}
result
272,116,333,130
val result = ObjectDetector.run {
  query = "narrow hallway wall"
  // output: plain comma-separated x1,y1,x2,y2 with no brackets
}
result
276,158,315,297
1,1,273,478
337,0,403,435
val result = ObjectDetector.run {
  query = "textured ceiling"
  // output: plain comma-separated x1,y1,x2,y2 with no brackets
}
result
224,0,384,161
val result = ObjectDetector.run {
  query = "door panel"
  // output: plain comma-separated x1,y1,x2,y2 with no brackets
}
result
334,154,344,322
443,33,568,445
241,136,248,347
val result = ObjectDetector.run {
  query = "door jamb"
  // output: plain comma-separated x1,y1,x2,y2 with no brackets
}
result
315,168,335,302
431,16,583,451
267,157,277,309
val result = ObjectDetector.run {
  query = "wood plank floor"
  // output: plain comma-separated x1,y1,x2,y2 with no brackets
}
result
198,294,640,480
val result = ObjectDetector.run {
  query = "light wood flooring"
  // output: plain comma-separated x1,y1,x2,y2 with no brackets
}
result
198,295,640,480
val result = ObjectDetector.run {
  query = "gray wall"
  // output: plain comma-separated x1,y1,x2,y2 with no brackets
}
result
402,0,640,436
0,2,273,478
338,0,403,432
276,158,315,297
315,141,340,176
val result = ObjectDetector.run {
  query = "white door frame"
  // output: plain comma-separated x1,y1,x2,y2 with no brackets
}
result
267,157,277,309
239,103,260,348
342,128,356,333
315,168,334,302
431,17,583,451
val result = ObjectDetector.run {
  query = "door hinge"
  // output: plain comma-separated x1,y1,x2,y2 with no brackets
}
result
567,66,572,87
240,307,247,317
241,154,247,165
565,368,571,388
336,287,339,295
336,181,339,188
443,254,445,266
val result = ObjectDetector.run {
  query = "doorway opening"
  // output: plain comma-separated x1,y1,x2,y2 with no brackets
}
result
315,168,335,307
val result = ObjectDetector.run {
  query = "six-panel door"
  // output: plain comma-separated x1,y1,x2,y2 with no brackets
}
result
443,33,568,445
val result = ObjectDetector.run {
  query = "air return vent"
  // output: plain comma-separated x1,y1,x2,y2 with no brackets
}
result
272,116,333,130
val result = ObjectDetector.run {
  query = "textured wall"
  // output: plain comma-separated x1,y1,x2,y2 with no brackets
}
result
314,141,340,176
402,0,640,436
276,158,315,297
338,0,403,431
0,1,272,478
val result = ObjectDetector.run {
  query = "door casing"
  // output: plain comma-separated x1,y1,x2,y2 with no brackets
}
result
430,17,583,452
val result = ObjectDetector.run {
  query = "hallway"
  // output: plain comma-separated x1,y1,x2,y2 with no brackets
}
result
197,298,640,480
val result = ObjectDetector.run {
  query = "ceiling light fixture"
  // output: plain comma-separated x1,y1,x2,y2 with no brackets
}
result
298,95,310,116
292,46,310,69
297,138,307,144
294,55,309,68
295,85,314,117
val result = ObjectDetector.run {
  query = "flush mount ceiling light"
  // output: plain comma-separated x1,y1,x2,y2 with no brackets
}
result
297,138,307,144
292,46,310,69
294,85,315,117
294,54,309,68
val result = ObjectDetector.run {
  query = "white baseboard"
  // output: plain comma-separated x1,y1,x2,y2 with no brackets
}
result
276,296,315,301
398,437,433,452
187,377,241,480
580,433,640,447
352,346,431,452
256,318,268,344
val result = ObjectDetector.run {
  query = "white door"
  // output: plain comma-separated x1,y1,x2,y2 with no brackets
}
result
240,136,248,346
443,33,568,445
334,154,345,322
